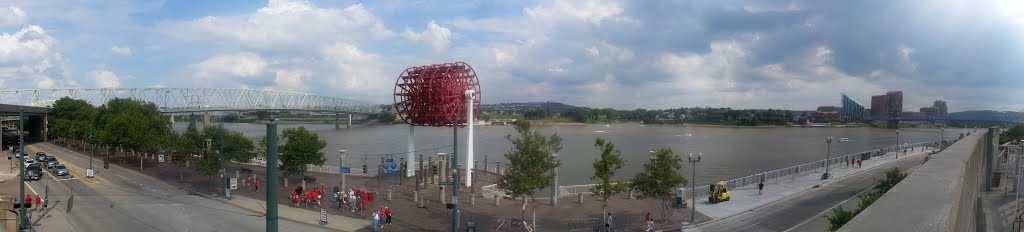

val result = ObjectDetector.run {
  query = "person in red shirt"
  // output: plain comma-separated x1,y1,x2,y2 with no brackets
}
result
384,206,392,225
644,212,654,231
24,195,31,209
34,195,41,212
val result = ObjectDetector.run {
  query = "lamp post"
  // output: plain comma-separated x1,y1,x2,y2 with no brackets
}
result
823,137,833,180
339,149,347,191
687,152,702,223
896,130,900,160
940,125,945,147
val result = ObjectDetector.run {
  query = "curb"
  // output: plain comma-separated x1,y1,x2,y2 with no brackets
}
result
40,142,351,232
667,151,931,231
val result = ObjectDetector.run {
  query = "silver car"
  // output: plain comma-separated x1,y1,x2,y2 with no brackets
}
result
51,164,68,176
44,156,58,169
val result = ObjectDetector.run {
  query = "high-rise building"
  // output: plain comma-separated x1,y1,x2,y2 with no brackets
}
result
869,91,903,117
871,94,887,117
933,100,948,115
841,94,866,119
885,91,903,117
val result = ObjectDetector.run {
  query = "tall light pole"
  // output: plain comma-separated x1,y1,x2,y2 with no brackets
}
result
895,129,900,160
687,152,701,223
339,149,347,191
17,108,25,230
88,126,94,178
823,137,833,180
220,122,227,199
940,125,945,147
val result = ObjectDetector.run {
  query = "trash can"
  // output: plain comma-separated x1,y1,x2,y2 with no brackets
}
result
466,222,476,232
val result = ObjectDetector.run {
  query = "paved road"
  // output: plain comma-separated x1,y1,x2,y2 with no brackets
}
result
22,142,333,232
691,154,928,232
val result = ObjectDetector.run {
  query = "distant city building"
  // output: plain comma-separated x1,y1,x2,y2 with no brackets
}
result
920,106,938,115
870,91,903,117
934,100,948,115
841,94,866,119
815,106,841,120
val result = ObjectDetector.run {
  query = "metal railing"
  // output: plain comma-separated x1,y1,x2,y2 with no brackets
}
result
552,141,940,201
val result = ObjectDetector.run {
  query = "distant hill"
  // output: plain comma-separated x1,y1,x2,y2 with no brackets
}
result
480,102,578,113
948,110,1024,119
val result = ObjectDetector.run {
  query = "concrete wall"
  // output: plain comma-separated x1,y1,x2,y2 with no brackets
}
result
839,129,993,232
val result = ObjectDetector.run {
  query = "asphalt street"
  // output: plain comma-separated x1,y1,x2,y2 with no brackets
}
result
22,142,333,232
692,154,928,232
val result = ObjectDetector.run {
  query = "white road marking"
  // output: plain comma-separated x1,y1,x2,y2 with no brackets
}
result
25,180,38,195
737,222,761,231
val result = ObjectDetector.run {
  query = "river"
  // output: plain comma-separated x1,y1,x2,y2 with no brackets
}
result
173,122,969,186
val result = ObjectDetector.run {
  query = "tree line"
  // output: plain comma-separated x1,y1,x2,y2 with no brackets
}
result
50,97,327,188
497,121,687,223
495,106,797,126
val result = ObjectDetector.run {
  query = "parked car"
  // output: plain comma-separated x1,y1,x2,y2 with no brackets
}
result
36,152,47,162
51,164,68,176
45,156,58,169
25,163,42,180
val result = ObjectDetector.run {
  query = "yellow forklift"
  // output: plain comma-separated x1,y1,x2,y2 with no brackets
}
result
708,181,731,203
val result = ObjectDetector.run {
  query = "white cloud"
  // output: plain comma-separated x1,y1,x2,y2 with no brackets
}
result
0,25,65,89
523,0,634,25
87,69,121,88
159,0,393,52
401,21,452,53
320,42,392,93
110,46,132,56
273,69,310,91
0,7,28,28
657,41,747,93
188,52,269,88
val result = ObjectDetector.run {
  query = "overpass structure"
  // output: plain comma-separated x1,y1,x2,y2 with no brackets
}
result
865,113,1024,127
0,88,381,114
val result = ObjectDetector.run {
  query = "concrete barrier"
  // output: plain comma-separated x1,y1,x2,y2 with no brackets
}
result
839,129,994,232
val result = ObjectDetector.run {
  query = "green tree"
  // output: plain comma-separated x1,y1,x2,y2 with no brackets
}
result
94,98,170,159
825,207,856,231
379,111,398,123
590,137,628,216
874,167,908,194
631,148,686,220
279,126,327,185
497,121,562,222
50,97,97,141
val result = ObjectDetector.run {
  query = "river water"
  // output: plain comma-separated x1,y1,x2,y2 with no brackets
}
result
174,122,968,186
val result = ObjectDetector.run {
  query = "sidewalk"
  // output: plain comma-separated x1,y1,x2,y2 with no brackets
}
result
693,149,932,220
226,195,372,232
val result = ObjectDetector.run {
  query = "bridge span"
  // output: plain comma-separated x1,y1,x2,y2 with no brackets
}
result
0,88,381,114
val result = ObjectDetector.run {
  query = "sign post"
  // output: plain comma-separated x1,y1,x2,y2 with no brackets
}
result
320,207,328,225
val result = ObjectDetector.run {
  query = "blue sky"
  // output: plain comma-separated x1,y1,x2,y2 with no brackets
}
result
1,0,1022,112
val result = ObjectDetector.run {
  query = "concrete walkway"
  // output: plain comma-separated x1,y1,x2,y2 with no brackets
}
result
224,195,372,232
692,149,932,221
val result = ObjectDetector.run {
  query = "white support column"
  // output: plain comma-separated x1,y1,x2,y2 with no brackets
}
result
465,90,475,187
406,125,415,177
348,114,352,128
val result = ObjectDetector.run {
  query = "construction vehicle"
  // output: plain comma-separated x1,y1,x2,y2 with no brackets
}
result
708,181,731,203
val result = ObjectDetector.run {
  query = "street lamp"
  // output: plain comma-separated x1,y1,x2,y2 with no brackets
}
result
823,137,833,180
896,129,900,160
649,150,656,160
687,152,702,223
339,149,347,191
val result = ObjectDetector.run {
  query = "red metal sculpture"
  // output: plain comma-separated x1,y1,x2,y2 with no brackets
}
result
394,62,481,127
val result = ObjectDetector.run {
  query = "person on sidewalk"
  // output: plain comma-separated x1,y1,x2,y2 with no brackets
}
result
605,212,613,232
35,195,41,212
384,206,392,226
371,208,381,232
857,158,862,168
758,181,765,195
24,195,31,212
644,212,653,232
254,177,260,192
43,196,47,211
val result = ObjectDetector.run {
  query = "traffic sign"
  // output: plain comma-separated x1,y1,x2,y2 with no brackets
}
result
439,181,453,186
229,178,238,190
384,158,398,172
320,208,328,224
341,167,351,174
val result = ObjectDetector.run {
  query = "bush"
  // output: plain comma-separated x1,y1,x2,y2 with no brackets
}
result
826,207,857,231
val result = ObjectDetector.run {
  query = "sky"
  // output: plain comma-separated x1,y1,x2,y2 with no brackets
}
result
0,0,1022,112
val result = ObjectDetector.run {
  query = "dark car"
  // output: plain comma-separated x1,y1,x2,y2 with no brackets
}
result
36,152,47,162
26,163,42,180
51,164,68,176
45,156,58,169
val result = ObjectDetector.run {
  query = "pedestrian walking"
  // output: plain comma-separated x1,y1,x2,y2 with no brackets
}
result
857,158,862,168
43,196,48,210
644,212,653,232
758,181,765,195
371,209,381,232
384,206,392,225
254,177,260,192
24,195,31,210
605,212,613,232
35,195,41,212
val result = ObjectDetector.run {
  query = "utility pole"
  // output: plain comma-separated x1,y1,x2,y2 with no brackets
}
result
896,129,900,160
451,113,460,232
688,153,702,223
18,108,26,230
823,137,833,180
88,126,94,178
220,122,228,199
266,118,279,232
339,150,347,191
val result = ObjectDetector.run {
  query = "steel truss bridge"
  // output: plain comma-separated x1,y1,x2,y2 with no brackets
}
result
0,88,381,114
